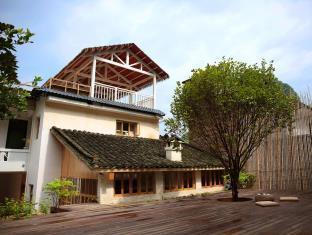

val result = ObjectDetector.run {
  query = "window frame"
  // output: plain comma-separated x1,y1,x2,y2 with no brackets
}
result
116,120,139,137
201,170,224,187
114,172,155,196
164,171,195,192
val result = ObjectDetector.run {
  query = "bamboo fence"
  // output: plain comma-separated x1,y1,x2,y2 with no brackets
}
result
246,101,312,192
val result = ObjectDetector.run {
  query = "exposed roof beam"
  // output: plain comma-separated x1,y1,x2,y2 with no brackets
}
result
77,72,90,79
113,53,126,65
131,51,158,76
95,77,132,88
95,56,154,77
105,63,132,85
131,75,153,88
63,59,92,74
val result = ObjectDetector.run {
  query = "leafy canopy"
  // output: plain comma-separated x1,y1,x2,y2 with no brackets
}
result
166,58,298,200
0,22,41,119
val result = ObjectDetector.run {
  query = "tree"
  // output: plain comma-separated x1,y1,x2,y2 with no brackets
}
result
0,22,41,119
166,58,297,201
43,179,78,211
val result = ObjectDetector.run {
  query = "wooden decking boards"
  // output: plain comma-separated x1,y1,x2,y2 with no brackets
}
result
1,190,312,235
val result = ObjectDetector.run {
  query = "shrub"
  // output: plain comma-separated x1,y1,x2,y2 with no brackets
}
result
223,171,256,189
239,171,256,188
0,197,35,220
43,178,78,209
39,201,50,215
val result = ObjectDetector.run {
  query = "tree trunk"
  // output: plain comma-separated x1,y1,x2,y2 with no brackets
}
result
230,173,239,201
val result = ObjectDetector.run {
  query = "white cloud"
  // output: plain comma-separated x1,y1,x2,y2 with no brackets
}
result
38,0,312,131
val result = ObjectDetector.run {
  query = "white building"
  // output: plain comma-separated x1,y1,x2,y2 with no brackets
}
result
0,43,224,205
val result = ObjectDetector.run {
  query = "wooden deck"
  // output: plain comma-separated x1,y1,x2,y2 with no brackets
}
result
1,190,312,235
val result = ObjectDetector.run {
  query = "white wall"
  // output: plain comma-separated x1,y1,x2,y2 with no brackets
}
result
44,98,160,138
98,171,224,204
25,97,49,204
27,96,161,205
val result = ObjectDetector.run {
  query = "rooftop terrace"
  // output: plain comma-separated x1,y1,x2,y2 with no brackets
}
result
43,43,169,109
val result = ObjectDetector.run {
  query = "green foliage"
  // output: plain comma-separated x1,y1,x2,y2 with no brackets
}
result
167,58,298,200
164,117,189,142
39,200,50,214
43,179,79,209
170,58,297,133
239,171,256,188
0,22,42,120
0,197,35,220
224,171,256,189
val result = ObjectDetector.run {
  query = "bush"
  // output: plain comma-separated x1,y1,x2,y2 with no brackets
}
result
223,171,256,189
39,201,50,215
0,197,35,220
43,178,78,209
239,171,256,188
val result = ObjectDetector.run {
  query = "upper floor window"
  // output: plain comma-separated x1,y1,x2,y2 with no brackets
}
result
116,120,139,137
5,119,28,149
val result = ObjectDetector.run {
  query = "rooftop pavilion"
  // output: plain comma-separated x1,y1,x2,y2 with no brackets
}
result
43,43,169,109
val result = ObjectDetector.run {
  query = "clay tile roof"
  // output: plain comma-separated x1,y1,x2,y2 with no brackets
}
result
51,127,222,170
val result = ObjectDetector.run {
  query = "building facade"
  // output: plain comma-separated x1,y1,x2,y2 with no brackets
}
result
0,43,224,205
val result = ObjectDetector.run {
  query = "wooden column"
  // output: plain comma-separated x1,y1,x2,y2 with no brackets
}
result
90,56,96,97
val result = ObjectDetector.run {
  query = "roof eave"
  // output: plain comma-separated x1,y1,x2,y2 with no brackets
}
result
32,88,166,117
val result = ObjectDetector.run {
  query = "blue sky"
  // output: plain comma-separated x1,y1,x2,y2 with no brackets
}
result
1,0,312,132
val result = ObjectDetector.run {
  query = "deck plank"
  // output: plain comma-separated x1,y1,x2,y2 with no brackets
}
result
1,190,312,235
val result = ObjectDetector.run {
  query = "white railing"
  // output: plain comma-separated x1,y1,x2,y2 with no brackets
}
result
94,83,154,109
0,148,29,172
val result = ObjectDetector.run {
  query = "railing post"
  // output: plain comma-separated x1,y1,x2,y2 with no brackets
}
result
90,57,96,97
114,87,118,101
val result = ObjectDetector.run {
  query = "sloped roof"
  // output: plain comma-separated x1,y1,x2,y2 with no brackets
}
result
32,88,165,117
51,127,222,170
49,43,169,90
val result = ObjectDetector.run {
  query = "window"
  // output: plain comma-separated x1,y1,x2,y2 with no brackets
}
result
114,172,154,195
5,119,28,149
164,171,195,191
116,120,138,137
201,170,224,187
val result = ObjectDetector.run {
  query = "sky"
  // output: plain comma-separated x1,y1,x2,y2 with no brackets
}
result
1,0,312,132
